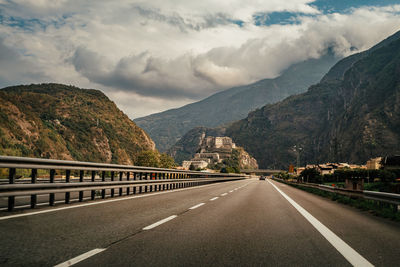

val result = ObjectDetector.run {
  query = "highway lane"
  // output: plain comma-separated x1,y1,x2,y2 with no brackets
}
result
267,179,400,266
0,179,249,266
77,179,400,267
79,178,350,266
0,178,399,266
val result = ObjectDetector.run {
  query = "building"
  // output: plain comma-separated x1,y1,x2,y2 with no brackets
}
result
200,136,236,153
381,155,400,170
296,167,305,176
366,157,382,170
317,164,334,175
181,135,258,170
182,160,209,170
193,153,221,162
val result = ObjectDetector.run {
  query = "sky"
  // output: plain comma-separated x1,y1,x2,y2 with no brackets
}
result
0,0,400,118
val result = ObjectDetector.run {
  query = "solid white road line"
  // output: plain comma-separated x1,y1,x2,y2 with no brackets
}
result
0,181,242,221
189,203,205,210
143,215,178,230
267,180,373,267
209,197,219,201
221,193,228,196
54,248,106,267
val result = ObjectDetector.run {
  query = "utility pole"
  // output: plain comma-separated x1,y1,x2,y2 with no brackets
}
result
293,145,302,167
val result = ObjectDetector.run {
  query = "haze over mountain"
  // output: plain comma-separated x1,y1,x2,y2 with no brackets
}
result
225,30,400,169
135,53,338,152
0,84,155,164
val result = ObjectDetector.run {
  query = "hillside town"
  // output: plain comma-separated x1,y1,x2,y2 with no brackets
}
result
181,135,258,171
292,156,399,176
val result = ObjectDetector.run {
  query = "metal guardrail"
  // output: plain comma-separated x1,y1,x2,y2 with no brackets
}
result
0,156,246,211
272,178,400,207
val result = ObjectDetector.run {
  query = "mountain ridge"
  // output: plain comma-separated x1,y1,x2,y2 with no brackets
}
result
0,83,156,164
135,53,339,151
225,30,400,168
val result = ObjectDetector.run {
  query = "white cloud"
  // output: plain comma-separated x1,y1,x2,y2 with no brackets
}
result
0,1,399,118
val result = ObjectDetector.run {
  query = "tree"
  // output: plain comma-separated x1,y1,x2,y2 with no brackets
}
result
189,163,196,171
136,150,160,167
136,151,177,168
159,153,176,168
300,168,321,183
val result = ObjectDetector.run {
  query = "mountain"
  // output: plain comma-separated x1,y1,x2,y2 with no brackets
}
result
225,30,400,169
0,83,155,164
135,53,339,152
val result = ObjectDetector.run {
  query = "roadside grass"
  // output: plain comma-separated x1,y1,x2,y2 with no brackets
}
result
276,180,400,222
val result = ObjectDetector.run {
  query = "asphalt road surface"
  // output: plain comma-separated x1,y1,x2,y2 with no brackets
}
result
0,178,399,266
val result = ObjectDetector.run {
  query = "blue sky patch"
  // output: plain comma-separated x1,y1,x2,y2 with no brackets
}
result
0,13,68,32
311,0,400,14
254,0,400,26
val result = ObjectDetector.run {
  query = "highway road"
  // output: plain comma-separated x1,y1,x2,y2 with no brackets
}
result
0,178,399,266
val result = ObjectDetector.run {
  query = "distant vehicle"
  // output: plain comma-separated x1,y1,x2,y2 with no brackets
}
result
259,176,265,180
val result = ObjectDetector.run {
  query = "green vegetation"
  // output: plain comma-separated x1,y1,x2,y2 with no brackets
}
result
204,148,241,173
226,30,400,169
136,150,176,168
0,83,157,165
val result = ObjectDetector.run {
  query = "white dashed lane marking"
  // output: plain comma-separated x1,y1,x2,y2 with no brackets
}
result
189,203,205,210
54,248,106,267
142,215,178,230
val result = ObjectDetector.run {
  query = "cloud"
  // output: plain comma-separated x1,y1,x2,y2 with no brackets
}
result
0,1,399,118
133,5,244,32
0,37,48,85
70,6,400,100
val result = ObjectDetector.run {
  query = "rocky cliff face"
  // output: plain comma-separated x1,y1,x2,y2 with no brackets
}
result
135,53,338,152
226,30,400,169
0,83,155,164
236,147,258,170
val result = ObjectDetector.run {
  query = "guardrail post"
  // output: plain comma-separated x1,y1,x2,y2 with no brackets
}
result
91,171,96,200
79,170,84,202
8,168,16,211
49,169,55,206
101,171,106,199
111,171,115,197
119,172,123,196
65,170,70,204
163,174,166,190
31,169,37,208
126,172,130,195
139,173,142,193
144,173,148,192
